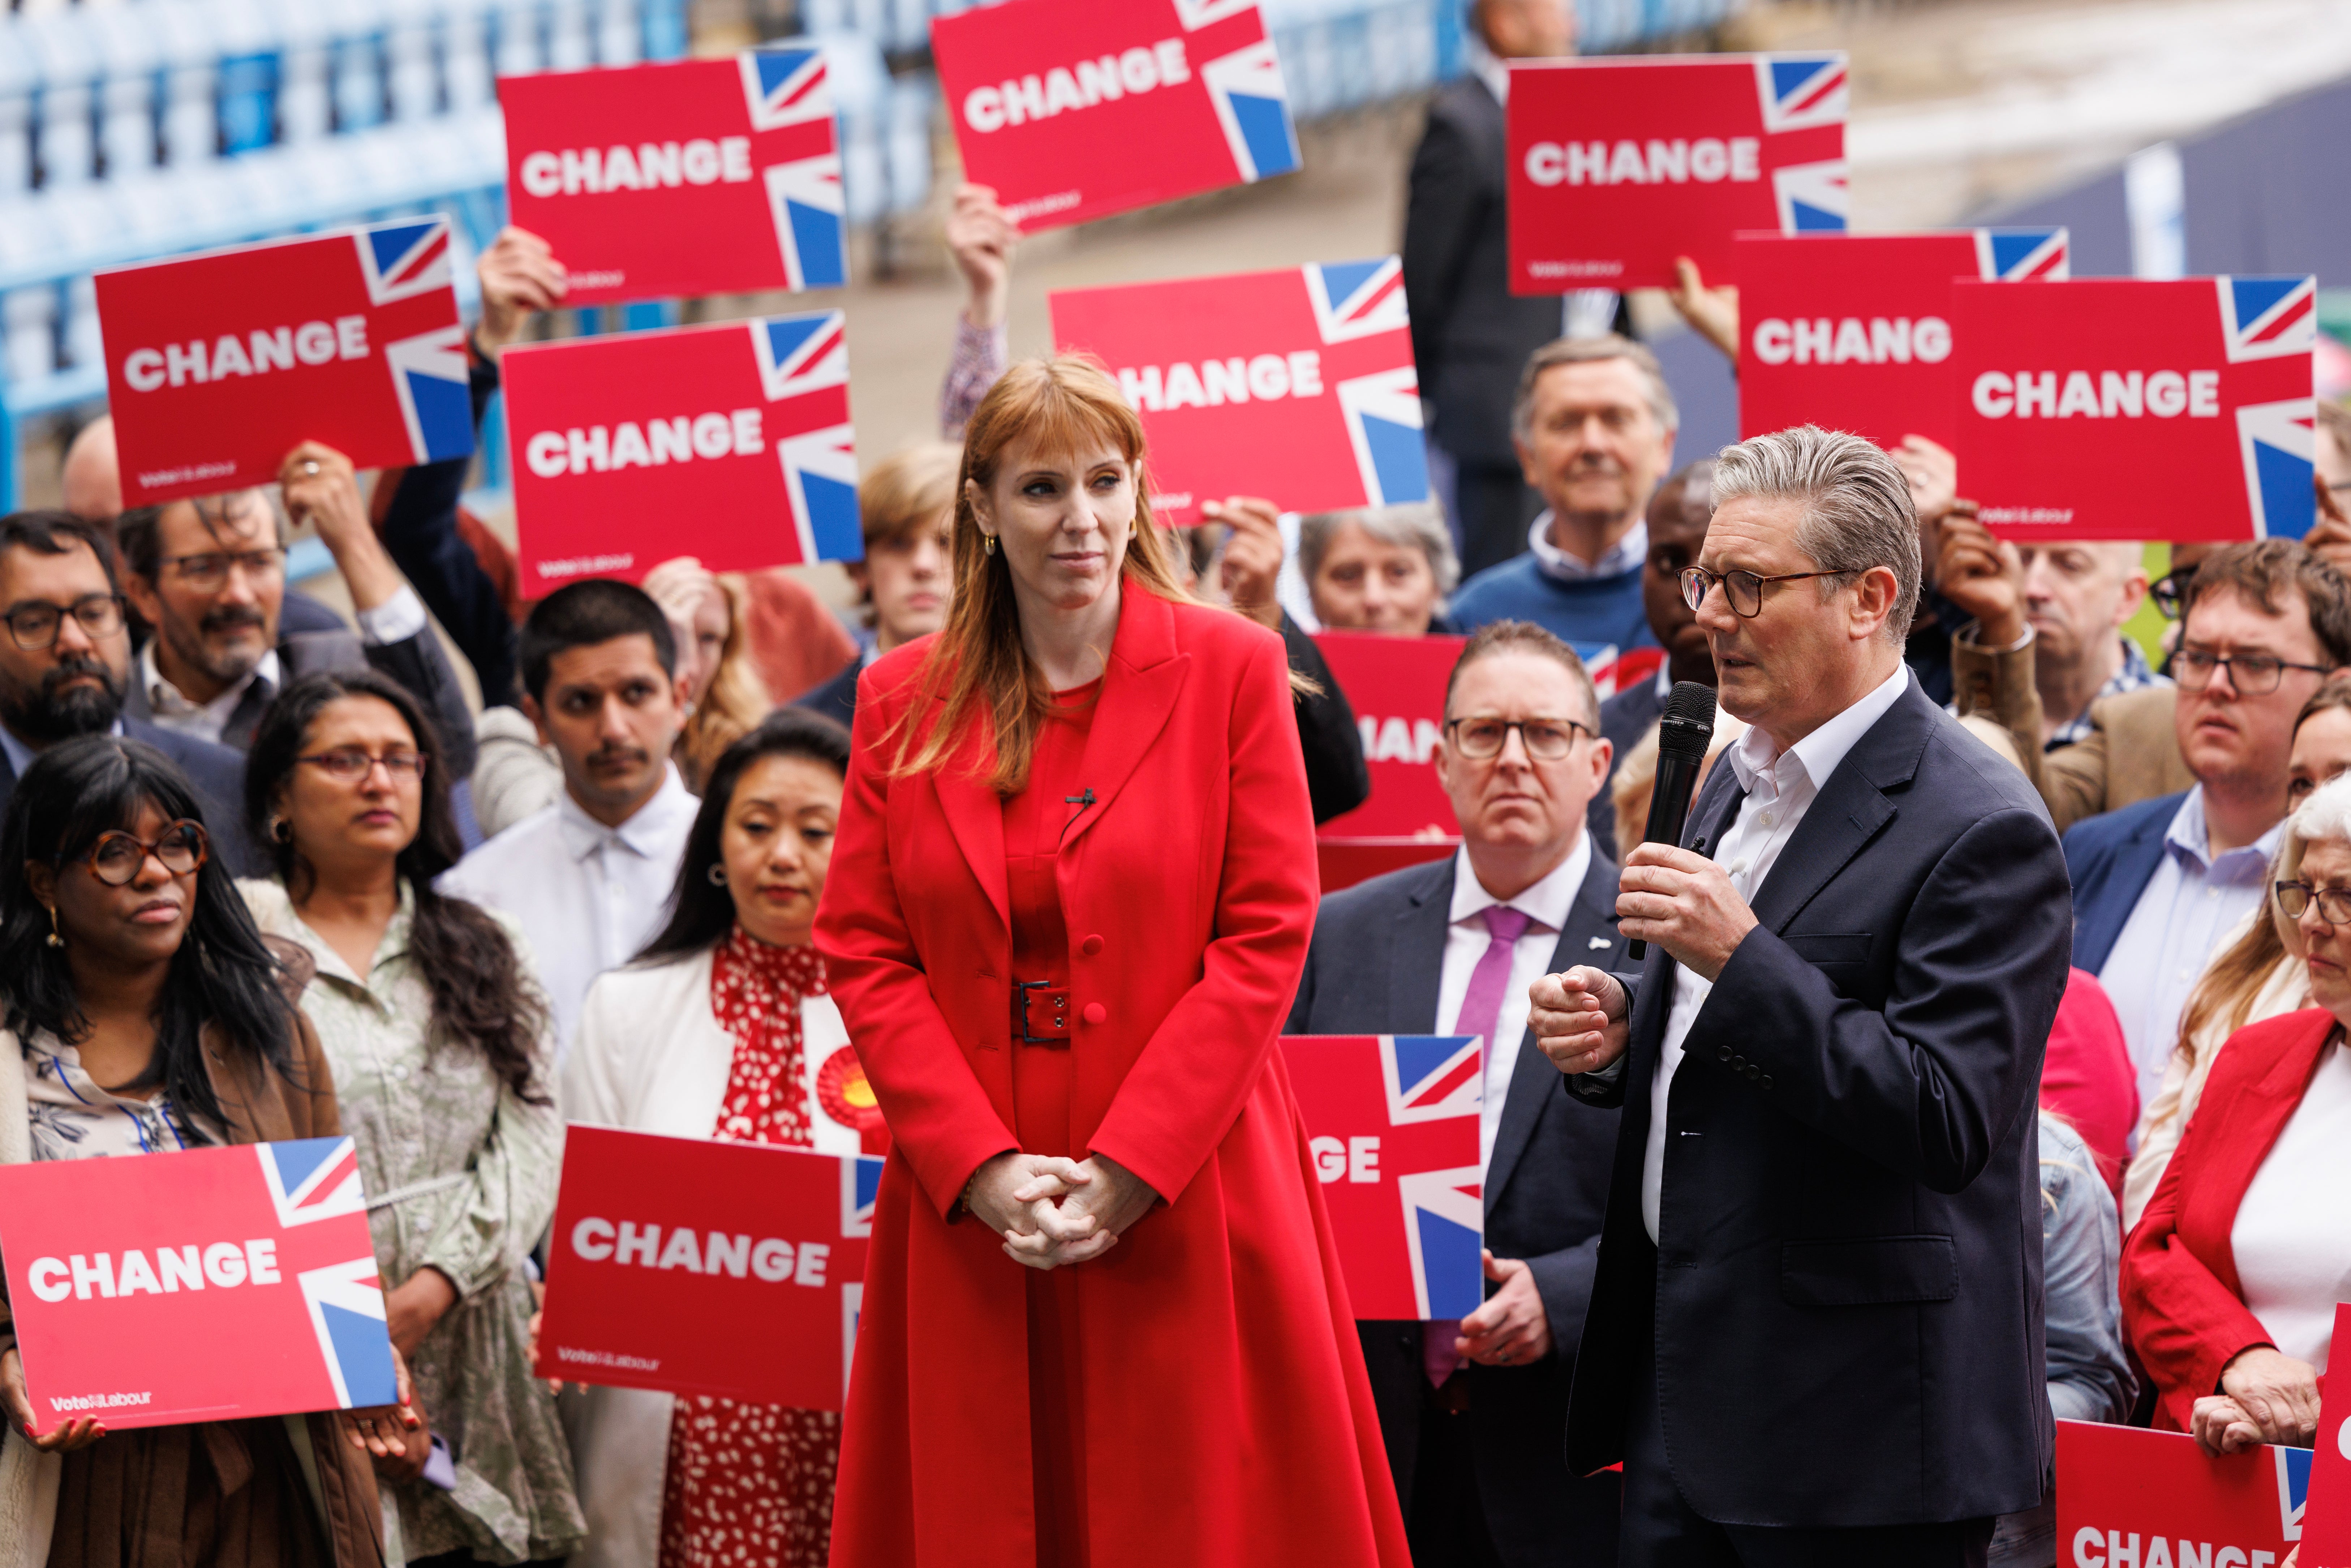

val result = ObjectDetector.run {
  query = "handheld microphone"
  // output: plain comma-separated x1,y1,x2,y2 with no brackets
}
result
1626,681,1718,962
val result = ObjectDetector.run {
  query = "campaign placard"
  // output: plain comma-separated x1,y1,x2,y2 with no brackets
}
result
1280,1035,1482,1320
0,1138,396,1436
96,219,471,508
2300,1302,2351,1565
2055,1420,2308,1567
1952,276,2318,544
1050,258,1427,527
536,1125,882,1410
501,47,844,303
1736,228,2070,449
1508,53,1848,293
502,310,860,596
931,0,1299,231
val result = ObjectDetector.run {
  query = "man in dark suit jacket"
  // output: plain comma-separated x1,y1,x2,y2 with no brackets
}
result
114,447,476,774
0,510,261,873
1590,459,1718,857
1403,0,1593,578
1289,620,1621,1567
1533,429,2071,1564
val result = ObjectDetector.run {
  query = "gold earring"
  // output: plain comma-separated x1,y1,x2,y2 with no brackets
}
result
45,905,62,949
982,532,996,557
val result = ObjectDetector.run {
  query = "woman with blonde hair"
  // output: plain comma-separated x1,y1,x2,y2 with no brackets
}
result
796,443,960,730
816,355,1407,1567
2123,675,2351,1227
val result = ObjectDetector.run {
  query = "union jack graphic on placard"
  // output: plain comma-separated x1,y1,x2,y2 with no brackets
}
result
260,1136,368,1226
1772,159,1848,235
744,46,846,292
1581,643,1664,701
839,1153,884,1241
1199,38,1301,185
741,45,833,130
1755,53,1848,133
1335,367,1429,509
297,1255,400,1410
2220,274,2319,364
782,425,862,564
2239,398,2318,541
1307,258,1410,345
1974,227,2069,282
2278,1441,2313,1541
1283,1035,1483,1321
754,311,848,402
357,217,454,305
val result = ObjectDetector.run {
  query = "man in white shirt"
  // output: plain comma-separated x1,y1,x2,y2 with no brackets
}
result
440,579,698,1060
113,442,476,772
1530,427,2072,1564
1288,620,1624,1568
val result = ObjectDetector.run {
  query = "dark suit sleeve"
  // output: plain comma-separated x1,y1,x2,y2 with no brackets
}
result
1402,104,1484,398
375,354,522,709
1692,805,2070,1191
364,627,480,778
1520,1235,1600,1359
1281,614,1370,825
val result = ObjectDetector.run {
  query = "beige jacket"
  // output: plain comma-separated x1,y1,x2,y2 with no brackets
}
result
1951,631,2193,834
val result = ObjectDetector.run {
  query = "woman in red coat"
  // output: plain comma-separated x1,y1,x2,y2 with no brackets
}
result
814,356,1409,1568
2122,774,2351,1454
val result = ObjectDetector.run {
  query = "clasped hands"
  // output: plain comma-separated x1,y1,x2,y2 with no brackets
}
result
967,1150,1158,1271
2190,1345,2324,1457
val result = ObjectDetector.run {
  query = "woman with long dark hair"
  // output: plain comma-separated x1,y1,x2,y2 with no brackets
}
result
563,706,869,1568
817,356,1406,1567
0,734,411,1568
240,670,581,1566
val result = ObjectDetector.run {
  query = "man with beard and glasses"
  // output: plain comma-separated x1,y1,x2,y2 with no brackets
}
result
114,442,475,774
0,510,260,870
1448,336,1676,672
438,579,697,1060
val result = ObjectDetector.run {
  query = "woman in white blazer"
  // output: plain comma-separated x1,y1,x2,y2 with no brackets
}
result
560,708,880,1568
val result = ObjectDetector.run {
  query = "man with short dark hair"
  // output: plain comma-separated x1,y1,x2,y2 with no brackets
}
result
2062,539,2351,1106
116,442,474,772
1588,459,1715,857
1447,336,1676,667
1290,619,1621,1568
0,510,258,871
438,579,697,1057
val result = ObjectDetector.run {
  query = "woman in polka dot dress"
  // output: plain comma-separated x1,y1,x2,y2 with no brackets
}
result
562,709,883,1568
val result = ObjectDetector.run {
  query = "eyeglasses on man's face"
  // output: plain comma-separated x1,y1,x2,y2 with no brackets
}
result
1679,566,1850,619
2276,880,2351,925
1445,716,1592,761
163,548,287,593
3,593,126,651
2172,646,2330,697
83,820,209,886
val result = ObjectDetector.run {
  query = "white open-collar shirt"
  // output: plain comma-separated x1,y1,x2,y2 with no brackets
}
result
1641,662,1911,1243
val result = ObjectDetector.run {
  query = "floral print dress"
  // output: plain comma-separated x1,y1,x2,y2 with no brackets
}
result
657,927,841,1568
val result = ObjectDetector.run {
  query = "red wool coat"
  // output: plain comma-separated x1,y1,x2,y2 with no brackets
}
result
2120,1005,2337,1433
815,588,1410,1568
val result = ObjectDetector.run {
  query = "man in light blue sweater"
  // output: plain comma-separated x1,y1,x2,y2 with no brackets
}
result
1448,334,1677,672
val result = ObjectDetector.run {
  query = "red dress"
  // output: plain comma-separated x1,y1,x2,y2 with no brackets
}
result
659,929,841,1568
817,588,1409,1568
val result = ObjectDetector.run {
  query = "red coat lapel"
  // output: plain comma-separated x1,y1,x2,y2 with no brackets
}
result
931,708,1010,933
1066,587,1190,853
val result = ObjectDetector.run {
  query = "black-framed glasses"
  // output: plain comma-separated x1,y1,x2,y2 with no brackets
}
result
161,548,287,592
2172,646,2330,696
1445,716,1592,761
1680,566,1851,619
2150,564,2197,620
298,748,429,783
2276,880,2351,924
2,593,125,651
83,820,208,886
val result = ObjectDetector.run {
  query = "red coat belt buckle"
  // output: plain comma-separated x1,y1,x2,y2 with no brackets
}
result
1013,980,1072,1044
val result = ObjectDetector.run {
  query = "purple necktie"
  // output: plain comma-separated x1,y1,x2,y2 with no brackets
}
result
1424,903,1533,1386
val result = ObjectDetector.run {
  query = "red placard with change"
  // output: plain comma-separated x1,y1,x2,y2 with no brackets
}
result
932,0,1300,231
1051,258,1427,528
1952,276,2317,543
1280,1035,1483,1320
2056,1420,2308,1567
502,310,860,596
95,220,470,507
0,1138,397,1436
536,1125,882,1410
1736,228,2069,450
500,48,845,304
1508,54,1848,293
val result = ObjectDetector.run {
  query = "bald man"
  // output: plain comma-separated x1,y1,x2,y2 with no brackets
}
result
1944,525,2166,749
60,415,121,522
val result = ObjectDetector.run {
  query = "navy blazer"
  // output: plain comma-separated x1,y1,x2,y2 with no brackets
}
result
1563,674,2072,1529
1288,848,1621,1567
2062,790,2188,976
0,719,265,877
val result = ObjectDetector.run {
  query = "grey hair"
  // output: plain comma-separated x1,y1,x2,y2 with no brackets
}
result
1296,502,1460,597
1710,425,1922,645
2291,770,2351,852
1511,334,1679,444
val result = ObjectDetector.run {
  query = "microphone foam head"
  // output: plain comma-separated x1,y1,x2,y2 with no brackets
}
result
1656,681,1718,761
